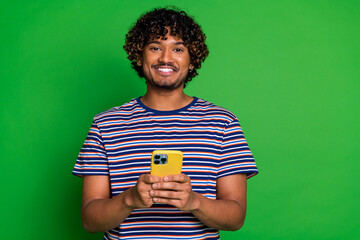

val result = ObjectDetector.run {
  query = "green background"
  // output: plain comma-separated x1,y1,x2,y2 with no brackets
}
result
1,0,359,239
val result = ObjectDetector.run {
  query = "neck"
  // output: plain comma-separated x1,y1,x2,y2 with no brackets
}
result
141,84,194,111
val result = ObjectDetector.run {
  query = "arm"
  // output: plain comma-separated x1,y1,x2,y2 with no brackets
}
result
150,173,247,230
81,174,162,232
193,173,247,230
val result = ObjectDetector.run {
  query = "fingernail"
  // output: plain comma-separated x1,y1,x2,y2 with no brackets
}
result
153,198,158,202
150,190,154,196
153,183,157,188
164,176,169,181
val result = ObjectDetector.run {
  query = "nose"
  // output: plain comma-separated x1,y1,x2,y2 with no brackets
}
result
158,48,172,63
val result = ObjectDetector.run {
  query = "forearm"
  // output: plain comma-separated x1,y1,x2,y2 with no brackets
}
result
191,192,246,231
82,188,134,232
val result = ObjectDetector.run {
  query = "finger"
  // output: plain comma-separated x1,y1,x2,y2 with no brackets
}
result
164,174,189,183
136,181,152,193
142,173,162,184
152,197,180,207
150,189,181,199
152,182,184,191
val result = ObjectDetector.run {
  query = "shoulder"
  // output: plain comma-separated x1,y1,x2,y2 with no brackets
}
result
191,98,238,123
92,98,145,123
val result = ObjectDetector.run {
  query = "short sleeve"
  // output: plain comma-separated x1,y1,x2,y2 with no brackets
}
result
72,121,109,177
218,118,258,179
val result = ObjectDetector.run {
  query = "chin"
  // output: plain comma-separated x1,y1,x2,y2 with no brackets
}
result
146,77,185,90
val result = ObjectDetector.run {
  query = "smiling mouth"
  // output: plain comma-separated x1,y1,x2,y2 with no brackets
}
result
157,67,175,73
153,64,178,74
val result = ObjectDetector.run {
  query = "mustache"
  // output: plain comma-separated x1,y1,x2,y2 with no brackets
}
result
152,63,179,71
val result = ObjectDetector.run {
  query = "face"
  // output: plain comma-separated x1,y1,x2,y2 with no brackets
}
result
137,32,193,90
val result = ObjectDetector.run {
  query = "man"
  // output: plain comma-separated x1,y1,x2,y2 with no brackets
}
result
73,7,258,239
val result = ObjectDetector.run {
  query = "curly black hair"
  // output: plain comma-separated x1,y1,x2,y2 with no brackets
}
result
123,7,209,87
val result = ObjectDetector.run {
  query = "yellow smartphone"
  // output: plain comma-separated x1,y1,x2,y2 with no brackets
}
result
150,150,183,177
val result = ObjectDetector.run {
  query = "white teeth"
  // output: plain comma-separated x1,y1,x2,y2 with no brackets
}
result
157,68,174,72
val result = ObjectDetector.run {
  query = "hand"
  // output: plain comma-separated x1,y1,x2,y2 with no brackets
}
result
149,174,199,211
126,174,162,209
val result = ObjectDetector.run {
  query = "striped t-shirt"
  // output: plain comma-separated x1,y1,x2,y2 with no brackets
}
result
73,97,258,240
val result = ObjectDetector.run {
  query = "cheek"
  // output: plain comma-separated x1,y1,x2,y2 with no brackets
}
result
141,58,151,70
182,55,192,68
177,58,191,69
142,65,151,75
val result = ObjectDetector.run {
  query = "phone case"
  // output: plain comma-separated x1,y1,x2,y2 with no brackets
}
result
150,150,183,177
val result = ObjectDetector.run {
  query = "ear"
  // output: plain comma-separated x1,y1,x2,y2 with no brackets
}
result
136,58,142,66
189,64,194,70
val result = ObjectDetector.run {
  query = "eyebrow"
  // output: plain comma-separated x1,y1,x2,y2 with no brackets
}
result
147,40,184,45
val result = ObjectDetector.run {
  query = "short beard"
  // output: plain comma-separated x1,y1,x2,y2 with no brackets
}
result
145,78,185,90
144,71,189,90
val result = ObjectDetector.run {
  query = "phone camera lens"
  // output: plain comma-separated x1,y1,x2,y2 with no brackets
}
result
154,160,160,164
154,155,160,159
161,158,166,163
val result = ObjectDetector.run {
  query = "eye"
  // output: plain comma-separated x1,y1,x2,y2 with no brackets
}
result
149,46,160,51
174,48,185,53
174,48,184,52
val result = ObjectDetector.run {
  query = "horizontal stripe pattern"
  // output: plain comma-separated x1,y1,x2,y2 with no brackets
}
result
73,97,258,239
